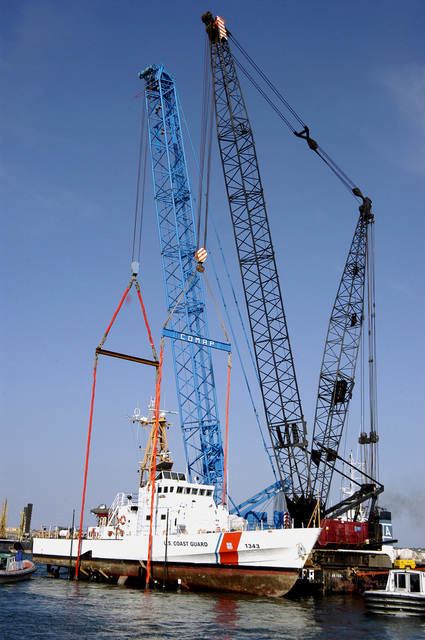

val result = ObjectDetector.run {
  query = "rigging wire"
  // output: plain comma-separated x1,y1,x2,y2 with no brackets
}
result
180,96,279,483
132,99,148,264
367,220,379,481
204,29,381,516
229,33,381,487
75,276,158,579
359,304,366,473
229,34,361,199
198,37,214,250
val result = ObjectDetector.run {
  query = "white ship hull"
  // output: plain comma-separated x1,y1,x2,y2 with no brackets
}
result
34,426,321,598
34,526,320,596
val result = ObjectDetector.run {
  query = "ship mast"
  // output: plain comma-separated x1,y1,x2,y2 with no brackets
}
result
131,404,173,487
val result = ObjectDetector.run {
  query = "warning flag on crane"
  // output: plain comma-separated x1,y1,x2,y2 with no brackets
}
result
195,247,208,264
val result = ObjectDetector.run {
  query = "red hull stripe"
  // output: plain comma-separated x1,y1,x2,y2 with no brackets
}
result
218,531,242,565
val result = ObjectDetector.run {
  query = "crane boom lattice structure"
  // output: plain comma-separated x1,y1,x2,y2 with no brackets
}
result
139,63,225,502
202,12,383,526
309,199,375,514
202,13,312,522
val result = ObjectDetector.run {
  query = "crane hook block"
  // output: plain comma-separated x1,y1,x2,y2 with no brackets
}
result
294,126,318,151
195,247,207,264
352,187,363,199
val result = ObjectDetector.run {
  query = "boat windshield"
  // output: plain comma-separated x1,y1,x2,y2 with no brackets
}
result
411,573,420,593
396,573,406,589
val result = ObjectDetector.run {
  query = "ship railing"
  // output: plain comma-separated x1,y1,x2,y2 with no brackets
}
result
242,521,295,532
35,527,86,539
108,492,137,523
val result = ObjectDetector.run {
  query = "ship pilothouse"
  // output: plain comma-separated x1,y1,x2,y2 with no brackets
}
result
89,405,230,540
140,470,229,537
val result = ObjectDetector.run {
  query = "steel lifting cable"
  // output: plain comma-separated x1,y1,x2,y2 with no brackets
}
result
132,93,149,264
203,100,214,249
198,40,214,251
366,221,379,480
76,90,159,581
195,52,234,492
163,254,233,505
222,352,232,505
229,34,361,199
181,102,279,483
199,267,232,505
135,279,157,361
75,276,158,580
162,256,231,353
162,270,198,331
198,37,210,249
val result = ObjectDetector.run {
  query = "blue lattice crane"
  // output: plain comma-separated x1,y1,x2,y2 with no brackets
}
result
139,64,228,503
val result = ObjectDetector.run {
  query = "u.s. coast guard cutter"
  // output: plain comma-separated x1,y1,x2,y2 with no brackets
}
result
33,407,321,597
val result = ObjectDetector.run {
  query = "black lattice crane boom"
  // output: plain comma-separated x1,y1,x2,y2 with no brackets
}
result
201,12,383,527
202,11,315,525
308,195,381,519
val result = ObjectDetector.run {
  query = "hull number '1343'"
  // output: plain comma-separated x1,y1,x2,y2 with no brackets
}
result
245,543,260,549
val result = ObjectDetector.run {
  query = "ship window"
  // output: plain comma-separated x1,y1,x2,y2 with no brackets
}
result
199,489,205,496
157,487,162,493
177,487,183,494
191,488,198,495
185,488,191,494
410,573,420,593
160,514,166,520
146,515,150,521
397,573,406,589
206,490,213,497
169,487,174,493
163,486,168,493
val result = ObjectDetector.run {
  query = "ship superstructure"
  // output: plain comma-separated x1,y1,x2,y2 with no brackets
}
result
33,408,321,597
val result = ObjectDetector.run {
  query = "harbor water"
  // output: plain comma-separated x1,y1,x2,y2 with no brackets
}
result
1,564,424,640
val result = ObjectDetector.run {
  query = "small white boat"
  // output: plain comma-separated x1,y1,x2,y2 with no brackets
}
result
364,569,425,616
0,551,37,583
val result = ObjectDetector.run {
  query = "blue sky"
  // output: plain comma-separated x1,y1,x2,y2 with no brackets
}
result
1,1,424,548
